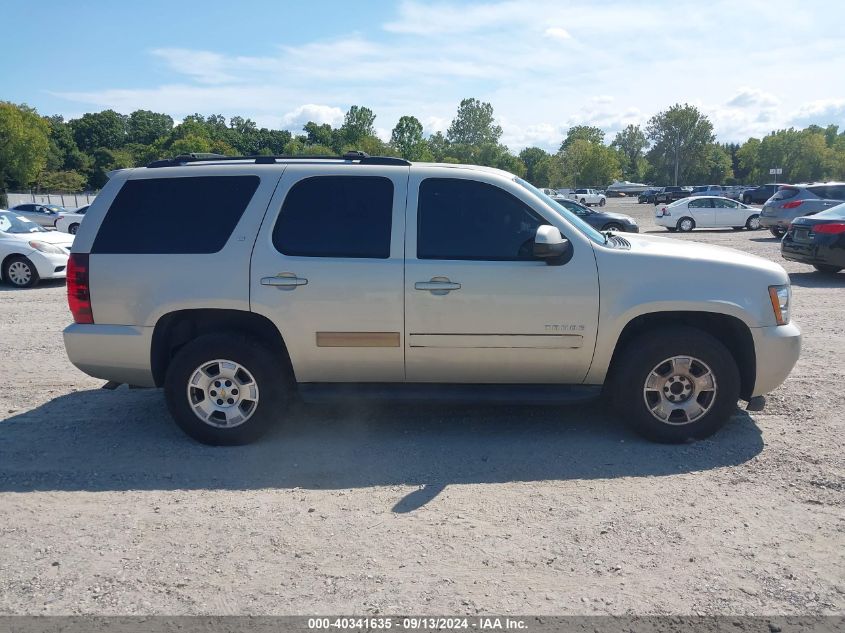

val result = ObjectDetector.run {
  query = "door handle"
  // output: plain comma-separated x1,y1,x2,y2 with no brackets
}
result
415,277,461,294
261,273,308,289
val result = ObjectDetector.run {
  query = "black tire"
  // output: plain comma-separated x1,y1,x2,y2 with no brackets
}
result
813,264,842,274
732,226,744,231
2,255,39,288
164,333,292,445
666,227,677,232
69,223,79,235
677,217,695,232
770,227,785,238
609,327,740,443
602,223,623,231
599,198,606,207
745,214,761,230
580,198,587,205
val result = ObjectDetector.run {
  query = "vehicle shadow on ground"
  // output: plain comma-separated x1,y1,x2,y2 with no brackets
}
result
0,279,65,292
789,271,845,288
0,388,764,510
749,236,782,243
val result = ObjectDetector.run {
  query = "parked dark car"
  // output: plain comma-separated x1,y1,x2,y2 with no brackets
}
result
781,203,845,274
654,186,691,204
638,188,660,204
554,198,639,232
741,184,781,205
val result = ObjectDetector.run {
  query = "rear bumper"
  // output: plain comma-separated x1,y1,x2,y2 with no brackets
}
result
782,240,845,268
759,216,787,229
750,322,801,397
63,323,156,387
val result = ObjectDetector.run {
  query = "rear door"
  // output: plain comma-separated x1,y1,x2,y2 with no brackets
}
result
250,165,409,383
687,198,715,227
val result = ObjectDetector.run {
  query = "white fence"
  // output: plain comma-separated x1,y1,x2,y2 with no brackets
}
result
4,191,97,209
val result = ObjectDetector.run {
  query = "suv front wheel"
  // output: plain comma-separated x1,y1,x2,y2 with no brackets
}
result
610,327,740,443
164,333,290,445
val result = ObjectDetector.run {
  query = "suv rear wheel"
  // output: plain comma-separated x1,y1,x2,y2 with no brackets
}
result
610,327,740,443
164,333,291,445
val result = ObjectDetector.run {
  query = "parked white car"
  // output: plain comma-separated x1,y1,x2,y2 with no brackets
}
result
655,196,762,232
570,188,606,207
0,211,74,287
55,205,90,234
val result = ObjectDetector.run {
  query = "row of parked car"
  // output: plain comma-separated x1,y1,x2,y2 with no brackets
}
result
5,202,90,234
637,184,782,205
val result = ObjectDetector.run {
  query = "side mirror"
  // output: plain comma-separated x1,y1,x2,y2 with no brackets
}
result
533,225,572,265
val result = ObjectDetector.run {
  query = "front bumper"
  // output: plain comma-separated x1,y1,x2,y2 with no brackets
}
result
29,250,69,280
64,323,156,387
750,322,801,397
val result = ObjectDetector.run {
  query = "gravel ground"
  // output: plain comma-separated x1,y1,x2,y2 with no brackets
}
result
1,198,843,616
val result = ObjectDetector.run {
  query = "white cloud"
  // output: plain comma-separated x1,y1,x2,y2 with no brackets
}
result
544,27,571,40
726,88,780,109
280,104,345,130
789,99,845,128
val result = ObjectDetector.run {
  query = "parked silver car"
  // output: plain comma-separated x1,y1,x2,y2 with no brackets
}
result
7,203,68,227
760,182,845,236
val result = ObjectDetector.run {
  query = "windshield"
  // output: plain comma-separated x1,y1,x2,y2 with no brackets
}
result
515,178,606,244
0,212,48,234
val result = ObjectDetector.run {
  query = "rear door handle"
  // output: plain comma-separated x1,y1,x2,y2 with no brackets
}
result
261,273,308,289
415,277,461,294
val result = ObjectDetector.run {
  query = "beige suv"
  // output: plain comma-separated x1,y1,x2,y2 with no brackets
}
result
64,152,801,445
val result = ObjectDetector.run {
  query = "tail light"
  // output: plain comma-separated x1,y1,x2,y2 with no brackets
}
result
782,200,803,209
813,223,845,235
67,253,93,324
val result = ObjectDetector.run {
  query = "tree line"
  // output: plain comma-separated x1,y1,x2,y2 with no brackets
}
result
1,98,843,193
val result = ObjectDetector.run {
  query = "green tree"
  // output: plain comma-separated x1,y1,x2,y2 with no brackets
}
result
704,144,734,183
611,125,648,180
390,116,430,160
38,170,87,192
0,102,50,188
127,110,173,145
646,104,715,185
426,131,451,162
446,98,502,146
70,110,128,152
89,148,134,189
560,125,605,151
559,139,621,187
340,106,376,148
518,147,551,184
303,122,337,148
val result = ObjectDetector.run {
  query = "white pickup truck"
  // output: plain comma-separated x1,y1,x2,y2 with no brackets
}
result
570,188,607,207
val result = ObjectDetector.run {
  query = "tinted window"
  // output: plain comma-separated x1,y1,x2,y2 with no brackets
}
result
273,176,393,258
812,203,845,219
92,176,259,254
772,188,799,201
689,199,712,208
418,178,545,261
826,186,845,200
713,198,737,208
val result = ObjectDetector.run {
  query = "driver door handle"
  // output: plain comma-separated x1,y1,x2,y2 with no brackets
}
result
415,277,461,294
261,273,308,288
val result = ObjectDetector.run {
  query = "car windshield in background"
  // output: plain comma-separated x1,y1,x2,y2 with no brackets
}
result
809,203,845,219
0,212,48,234
515,178,607,244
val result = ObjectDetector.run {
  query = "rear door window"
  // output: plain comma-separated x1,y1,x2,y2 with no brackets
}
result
92,175,260,254
272,176,393,258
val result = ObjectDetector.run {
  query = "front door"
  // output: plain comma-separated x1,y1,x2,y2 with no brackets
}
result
250,165,409,383
404,174,600,383
712,198,745,226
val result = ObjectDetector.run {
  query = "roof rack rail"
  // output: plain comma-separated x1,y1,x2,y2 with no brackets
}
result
146,150,410,168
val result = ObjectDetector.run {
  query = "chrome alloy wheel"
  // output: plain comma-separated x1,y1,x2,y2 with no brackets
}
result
187,359,259,428
7,260,33,286
679,218,694,231
642,356,717,425
747,216,761,230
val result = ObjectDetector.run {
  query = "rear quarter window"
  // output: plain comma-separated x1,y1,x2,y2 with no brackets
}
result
771,188,799,201
92,176,260,254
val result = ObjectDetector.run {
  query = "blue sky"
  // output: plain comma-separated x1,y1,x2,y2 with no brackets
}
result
3,0,844,151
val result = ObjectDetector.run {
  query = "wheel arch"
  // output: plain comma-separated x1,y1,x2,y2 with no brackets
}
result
604,311,756,400
151,308,293,387
1,252,33,282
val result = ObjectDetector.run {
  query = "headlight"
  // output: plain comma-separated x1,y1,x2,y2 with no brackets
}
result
28,240,66,255
768,284,790,325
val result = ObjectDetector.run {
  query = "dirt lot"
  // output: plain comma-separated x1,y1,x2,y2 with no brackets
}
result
1,198,843,616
